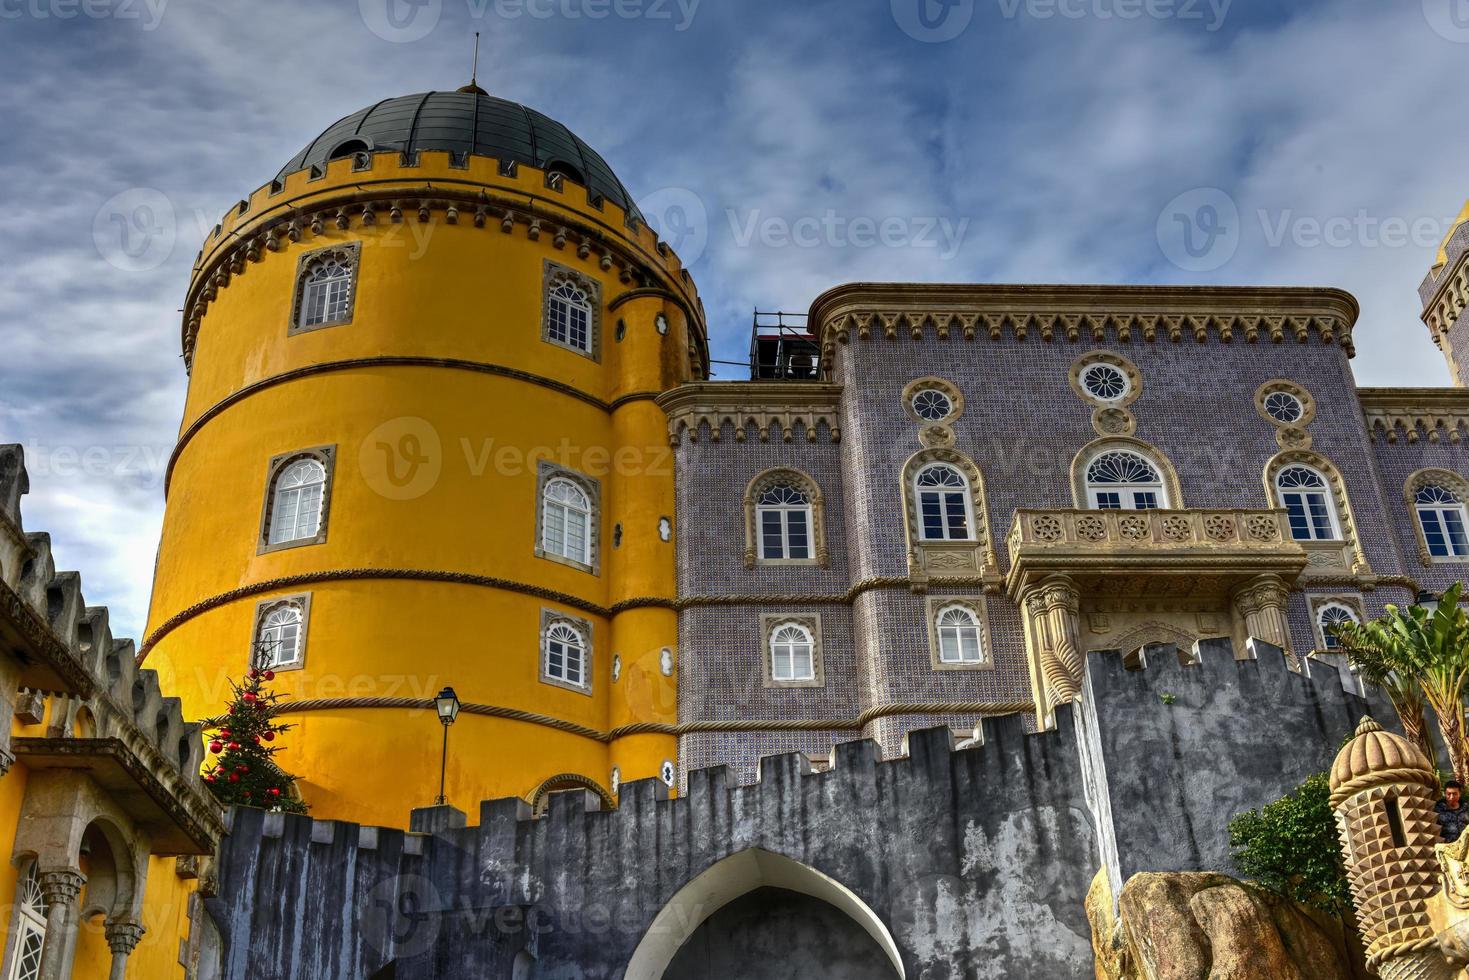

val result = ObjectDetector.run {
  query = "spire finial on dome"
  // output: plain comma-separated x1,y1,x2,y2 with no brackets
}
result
1355,715,1383,737
457,33,487,96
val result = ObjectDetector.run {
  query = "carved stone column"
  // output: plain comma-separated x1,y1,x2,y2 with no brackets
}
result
1023,576,1083,714
36,868,85,980
1232,574,1292,655
104,918,145,980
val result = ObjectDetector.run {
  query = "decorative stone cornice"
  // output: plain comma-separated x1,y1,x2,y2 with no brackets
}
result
656,382,843,445
1422,246,1469,348
1359,387,1469,443
806,284,1359,375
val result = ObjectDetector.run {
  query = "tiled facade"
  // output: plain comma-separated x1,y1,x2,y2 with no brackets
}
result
673,261,1469,781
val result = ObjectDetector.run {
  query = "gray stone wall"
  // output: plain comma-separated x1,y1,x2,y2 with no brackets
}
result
207,635,1394,979
210,712,1098,980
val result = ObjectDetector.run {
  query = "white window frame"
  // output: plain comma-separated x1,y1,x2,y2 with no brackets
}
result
4,863,46,980
1079,362,1131,403
540,610,594,694
1315,601,1360,652
268,458,327,545
761,614,824,688
756,483,814,561
1276,465,1341,542
542,261,601,360
914,463,976,541
289,242,361,334
258,447,335,555
1415,484,1469,559
1085,450,1168,511
934,603,985,664
540,476,593,568
768,623,816,682
252,595,311,671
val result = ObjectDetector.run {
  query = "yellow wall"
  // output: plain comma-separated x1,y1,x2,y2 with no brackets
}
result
146,153,702,827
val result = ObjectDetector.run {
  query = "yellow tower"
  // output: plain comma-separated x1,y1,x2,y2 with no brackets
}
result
142,89,706,828
1331,717,1454,980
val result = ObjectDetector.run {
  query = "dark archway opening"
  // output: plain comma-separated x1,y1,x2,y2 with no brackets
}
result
662,887,901,980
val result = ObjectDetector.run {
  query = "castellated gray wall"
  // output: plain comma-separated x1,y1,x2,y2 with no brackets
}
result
1080,637,1388,899
210,713,1097,980
207,638,1391,980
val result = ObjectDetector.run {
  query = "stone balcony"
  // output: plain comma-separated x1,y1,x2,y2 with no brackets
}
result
1004,509,1310,726
1005,508,1308,599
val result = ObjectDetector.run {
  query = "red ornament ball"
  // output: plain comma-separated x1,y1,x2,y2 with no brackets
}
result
242,692,258,704
228,773,240,783
262,732,275,742
268,788,281,798
208,741,223,754
236,764,250,774
263,670,276,681
227,742,241,752
204,774,216,783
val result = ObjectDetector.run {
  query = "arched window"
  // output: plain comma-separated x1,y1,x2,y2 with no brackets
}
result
934,604,984,664
292,245,359,331
255,602,304,668
544,621,587,687
267,458,327,545
1415,483,1469,558
6,863,46,980
1086,451,1166,510
915,463,974,540
768,623,815,682
1316,602,1360,651
542,477,592,566
757,484,813,561
1276,465,1340,541
546,282,592,352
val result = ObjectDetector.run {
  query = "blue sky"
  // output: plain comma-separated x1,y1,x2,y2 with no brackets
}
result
1,0,1467,639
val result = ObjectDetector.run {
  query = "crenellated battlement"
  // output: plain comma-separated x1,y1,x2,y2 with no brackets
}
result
181,149,707,371
0,444,223,854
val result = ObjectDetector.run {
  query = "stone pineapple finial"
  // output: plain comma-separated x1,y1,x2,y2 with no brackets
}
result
1330,716,1453,980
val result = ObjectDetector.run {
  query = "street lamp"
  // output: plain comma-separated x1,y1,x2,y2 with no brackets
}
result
434,686,460,806
1418,590,1442,613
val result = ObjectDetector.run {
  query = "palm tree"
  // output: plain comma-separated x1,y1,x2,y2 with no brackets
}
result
1333,583,1469,783
1332,621,1438,775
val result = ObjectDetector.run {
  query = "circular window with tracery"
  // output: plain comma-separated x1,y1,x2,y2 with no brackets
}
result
1264,391,1304,424
912,388,954,422
1080,363,1130,402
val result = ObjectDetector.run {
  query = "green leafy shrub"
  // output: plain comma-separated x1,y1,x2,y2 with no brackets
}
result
1228,772,1351,915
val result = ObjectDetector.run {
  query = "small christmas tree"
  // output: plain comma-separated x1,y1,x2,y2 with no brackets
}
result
201,642,308,813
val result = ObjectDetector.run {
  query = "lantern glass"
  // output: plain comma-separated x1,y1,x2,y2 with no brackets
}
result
435,687,461,726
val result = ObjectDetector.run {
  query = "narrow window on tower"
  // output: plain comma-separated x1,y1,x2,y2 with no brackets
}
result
289,242,361,334
540,610,594,694
252,595,311,671
535,462,601,574
258,447,336,554
542,261,602,360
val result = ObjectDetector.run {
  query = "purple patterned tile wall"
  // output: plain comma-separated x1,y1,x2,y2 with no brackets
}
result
673,311,1452,778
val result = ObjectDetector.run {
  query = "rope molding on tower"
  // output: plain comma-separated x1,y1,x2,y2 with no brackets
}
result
162,355,663,496
200,696,1037,740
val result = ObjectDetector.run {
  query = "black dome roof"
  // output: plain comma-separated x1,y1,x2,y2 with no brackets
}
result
277,91,643,221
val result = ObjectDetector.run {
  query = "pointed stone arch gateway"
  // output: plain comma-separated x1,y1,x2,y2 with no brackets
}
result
624,848,906,980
